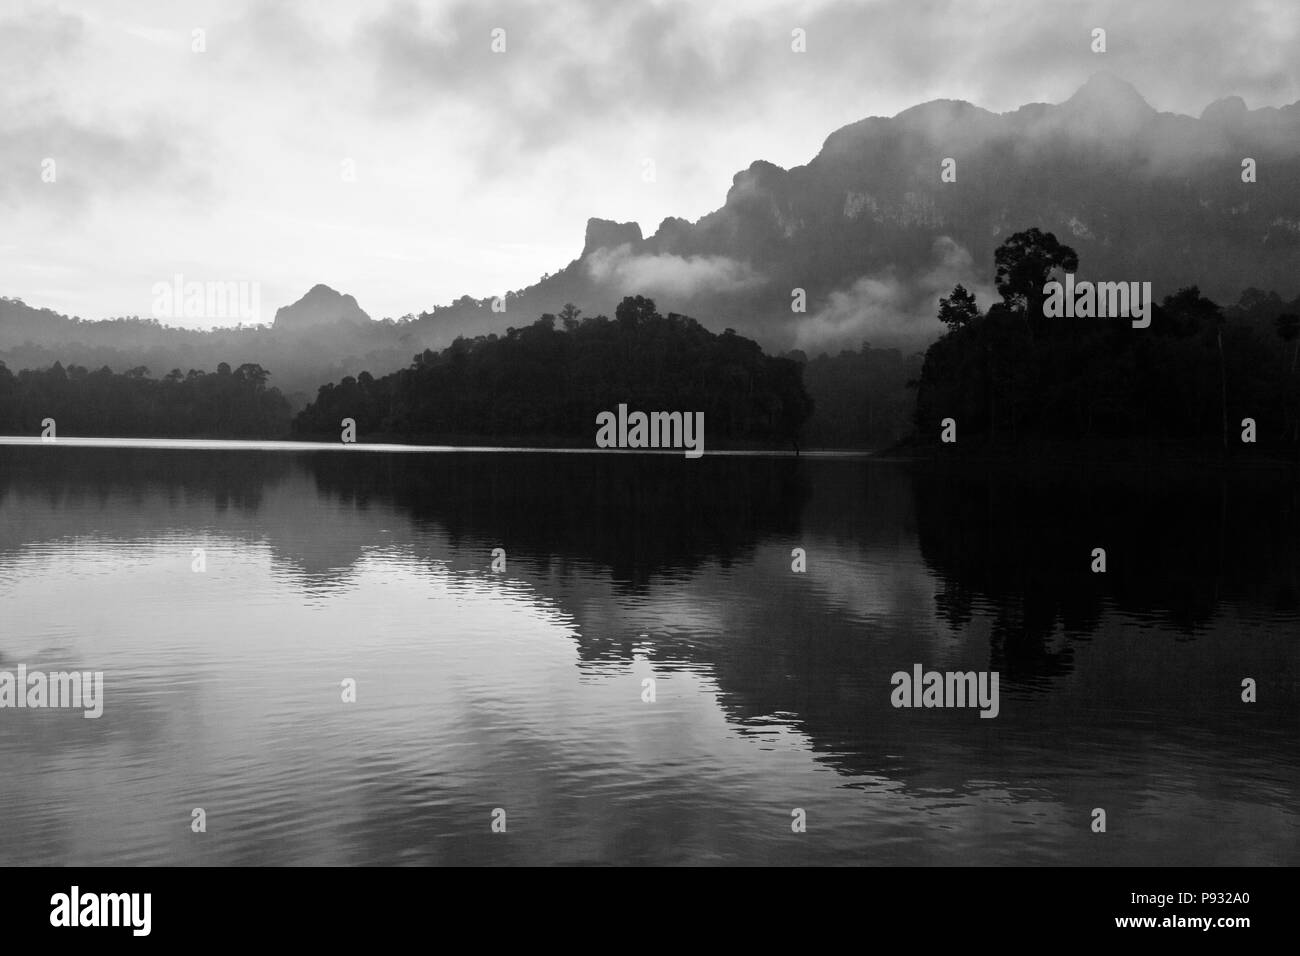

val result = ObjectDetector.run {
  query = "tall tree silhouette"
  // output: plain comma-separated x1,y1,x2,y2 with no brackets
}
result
994,228,1079,317
938,284,981,333
915,229,1297,453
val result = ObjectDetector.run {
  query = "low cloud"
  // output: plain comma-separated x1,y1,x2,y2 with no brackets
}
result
586,244,765,298
795,236,995,352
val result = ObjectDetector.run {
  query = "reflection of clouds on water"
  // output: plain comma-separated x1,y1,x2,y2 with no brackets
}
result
0,446,1295,864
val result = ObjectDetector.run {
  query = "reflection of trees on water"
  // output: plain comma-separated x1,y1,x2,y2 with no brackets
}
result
306,451,810,592
2,448,1296,810
912,463,1300,679
0,447,292,513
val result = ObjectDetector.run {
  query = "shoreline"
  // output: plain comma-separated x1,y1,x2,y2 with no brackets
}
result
3,434,1298,468
0,436,868,458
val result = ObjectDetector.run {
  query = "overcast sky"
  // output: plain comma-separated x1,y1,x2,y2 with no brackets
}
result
2,0,1297,326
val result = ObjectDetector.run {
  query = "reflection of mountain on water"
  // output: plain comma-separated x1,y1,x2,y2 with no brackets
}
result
2,446,1296,848
0,447,809,588
4,445,1296,687
298,452,1295,828
305,452,809,591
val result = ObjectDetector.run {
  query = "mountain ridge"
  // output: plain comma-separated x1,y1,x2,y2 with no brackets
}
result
5,74,1300,398
273,284,371,331
406,71,1300,354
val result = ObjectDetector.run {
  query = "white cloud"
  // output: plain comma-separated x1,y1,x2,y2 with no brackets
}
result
585,245,764,298
1,0,1296,324
795,236,996,352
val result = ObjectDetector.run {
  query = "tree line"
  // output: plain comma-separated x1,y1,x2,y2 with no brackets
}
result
0,361,292,438
915,228,1300,451
293,296,814,447
6,260,1298,453
790,345,920,449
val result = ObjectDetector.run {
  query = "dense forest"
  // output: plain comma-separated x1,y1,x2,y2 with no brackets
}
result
914,228,1300,452
0,361,292,438
5,244,1299,453
793,344,921,449
293,296,814,448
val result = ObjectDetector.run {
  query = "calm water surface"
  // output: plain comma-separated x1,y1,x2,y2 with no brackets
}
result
0,443,1296,865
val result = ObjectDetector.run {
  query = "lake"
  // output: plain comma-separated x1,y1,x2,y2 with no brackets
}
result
0,442,1296,865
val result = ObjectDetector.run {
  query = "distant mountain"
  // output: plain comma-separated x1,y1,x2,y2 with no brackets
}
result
5,74,1300,392
0,287,410,406
412,72,1300,353
273,284,371,331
